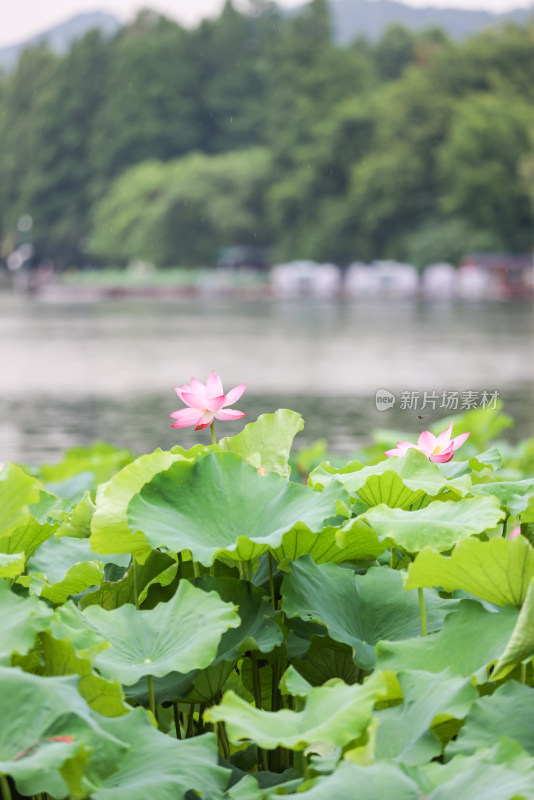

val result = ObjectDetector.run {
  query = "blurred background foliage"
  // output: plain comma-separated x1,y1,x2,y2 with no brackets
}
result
1,0,534,268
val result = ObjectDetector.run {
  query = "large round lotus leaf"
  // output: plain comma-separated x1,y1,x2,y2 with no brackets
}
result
448,682,534,758
0,668,128,797
128,576,284,706
280,557,457,670
375,600,519,681
492,577,534,679
78,580,240,685
206,674,384,751
127,452,347,565
359,496,503,554
90,446,207,561
405,535,534,608
0,580,53,665
310,449,469,503
218,409,304,478
373,669,478,766
40,632,130,717
273,518,385,565
88,711,230,800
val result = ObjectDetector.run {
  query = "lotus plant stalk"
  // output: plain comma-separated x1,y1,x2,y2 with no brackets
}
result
418,588,427,637
0,776,12,800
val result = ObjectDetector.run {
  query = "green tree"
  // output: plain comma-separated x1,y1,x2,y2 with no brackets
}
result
0,47,57,250
23,31,111,261
91,148,273,266
438,93,534,251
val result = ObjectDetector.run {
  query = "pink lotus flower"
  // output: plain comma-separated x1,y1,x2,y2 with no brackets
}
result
385,422,470,463
170,371,246,431
508,526,521,541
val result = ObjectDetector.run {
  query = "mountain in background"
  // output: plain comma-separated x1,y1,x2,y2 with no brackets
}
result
330,0,534,41
0,11,120,71
1,0,534,71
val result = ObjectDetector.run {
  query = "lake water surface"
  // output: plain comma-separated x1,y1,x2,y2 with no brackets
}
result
1,294,533,464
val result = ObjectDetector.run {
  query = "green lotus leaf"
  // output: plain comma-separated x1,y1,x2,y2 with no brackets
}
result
218,409,304,478
279,665,314,698
0,463,41,535
38,441,134,490
79,550,176,610
25,535,131,605
128,452,347,566
51,601,110,658
405,536,534,608
440,447,503,478
448,682,534,758
376,600,519,681
40,632,130,717
72,580,240,685
281,557,457,670
0,580,53,665
206,674,385,751
492,577,534,680
310,449,469,504
291,638,360,687
282,761,419,800
142,576,285,705
90,446,205,561
521,493,534,524
0,668,128,797
292,740,534,800
470,477,534,515
196,576,283,660
373,669,478,765
0,512,59,576
360,496,504,554
88,712,230,799
421,739,534,800
56,490,96,538
0,552,26,577
273,518,385,565
0,464,58,572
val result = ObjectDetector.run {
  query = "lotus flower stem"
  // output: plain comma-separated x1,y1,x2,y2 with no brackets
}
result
132,559,139,610
217,722,231,761
172,702,182,738
268,553,277,609
210,421,216,446
521,662,527,685
418,588,427,637
186,704,196,738
0,777,12,800
147,675,157,719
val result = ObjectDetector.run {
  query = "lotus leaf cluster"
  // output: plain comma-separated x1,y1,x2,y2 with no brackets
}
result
1,404,534,800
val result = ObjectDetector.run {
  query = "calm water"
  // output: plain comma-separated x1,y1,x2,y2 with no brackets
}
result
1,294,534,464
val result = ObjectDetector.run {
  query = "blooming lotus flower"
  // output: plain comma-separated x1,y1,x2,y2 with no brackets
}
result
170,371,246,431
508,526,521,541
385,422,469,463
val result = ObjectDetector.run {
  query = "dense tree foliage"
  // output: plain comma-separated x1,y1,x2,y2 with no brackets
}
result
0,0,533,268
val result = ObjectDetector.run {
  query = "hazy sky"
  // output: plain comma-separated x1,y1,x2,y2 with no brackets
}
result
1,0,533,48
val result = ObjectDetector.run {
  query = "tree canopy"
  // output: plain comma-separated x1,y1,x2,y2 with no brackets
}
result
0,1,533,268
